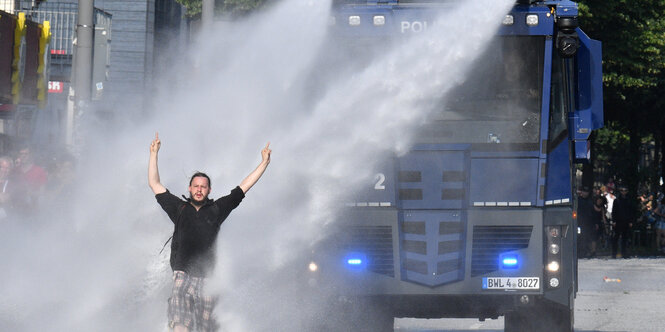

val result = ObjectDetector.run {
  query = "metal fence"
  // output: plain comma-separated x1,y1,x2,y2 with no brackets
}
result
0,0,111,55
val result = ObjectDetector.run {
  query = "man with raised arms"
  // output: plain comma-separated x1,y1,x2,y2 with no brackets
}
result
148,133,271,332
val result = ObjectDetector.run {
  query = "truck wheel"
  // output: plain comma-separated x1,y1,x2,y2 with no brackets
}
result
504,301,573,332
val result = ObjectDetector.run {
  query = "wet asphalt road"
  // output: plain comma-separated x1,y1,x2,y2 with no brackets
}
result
394,257,665,332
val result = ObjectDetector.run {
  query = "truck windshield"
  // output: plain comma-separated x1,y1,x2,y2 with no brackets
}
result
418,36,544,145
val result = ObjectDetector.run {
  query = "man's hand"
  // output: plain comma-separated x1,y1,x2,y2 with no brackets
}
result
150,132,161,154
148,132,166,195
239,142,272,193
261,142,271,164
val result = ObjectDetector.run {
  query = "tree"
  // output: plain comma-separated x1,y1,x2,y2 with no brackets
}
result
578,0,665,193
175,0,267,18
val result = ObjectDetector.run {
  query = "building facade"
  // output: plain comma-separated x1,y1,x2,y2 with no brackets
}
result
0,0,187,151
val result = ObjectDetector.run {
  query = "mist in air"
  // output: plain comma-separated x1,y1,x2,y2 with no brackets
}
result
1,0,514,331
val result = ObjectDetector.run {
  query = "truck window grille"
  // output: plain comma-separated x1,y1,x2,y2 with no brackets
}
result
347,226,394,277
403,240,427,255
399,188,423,200
471,226,533,276
441,188,465,200
398,171,422,182
437,260,460,275
400,214,465,285
405,259,428,275
442,171,465,182
438,240,461,254
439,221,462,234
402,221,426,235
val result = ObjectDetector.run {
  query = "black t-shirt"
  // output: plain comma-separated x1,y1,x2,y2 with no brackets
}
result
612,195,634,228
577,195,594,228
156,186,245,277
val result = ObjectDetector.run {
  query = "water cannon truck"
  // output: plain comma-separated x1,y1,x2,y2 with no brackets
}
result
308,1,602,331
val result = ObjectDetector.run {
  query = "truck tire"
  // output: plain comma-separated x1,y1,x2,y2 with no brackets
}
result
504,301,573,332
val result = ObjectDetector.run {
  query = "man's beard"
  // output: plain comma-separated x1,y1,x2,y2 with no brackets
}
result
190,194,207,206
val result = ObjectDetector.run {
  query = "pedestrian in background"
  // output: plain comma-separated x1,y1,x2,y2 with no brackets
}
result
148,132,271,332
11,145,48,216
603,184,616,223
0,155,14,220
45,152,76,197
577,186,595,258
612,186,634,258
602,185,615,239
589,192,606,257
653,197,665,253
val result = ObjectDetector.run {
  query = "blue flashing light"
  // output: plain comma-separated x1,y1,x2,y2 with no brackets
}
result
347,258,363,265
503,257,518,266
500,254,520,269
345,252,367,270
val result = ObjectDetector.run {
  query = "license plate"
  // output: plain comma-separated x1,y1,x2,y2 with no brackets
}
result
482,277,540,290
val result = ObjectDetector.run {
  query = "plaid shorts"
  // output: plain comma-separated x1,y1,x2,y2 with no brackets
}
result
168,271,218,332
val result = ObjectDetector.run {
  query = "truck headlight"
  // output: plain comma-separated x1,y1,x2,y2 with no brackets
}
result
526,14,538,26
546,226,563,288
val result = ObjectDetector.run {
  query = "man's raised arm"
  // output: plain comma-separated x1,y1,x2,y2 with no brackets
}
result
148,132,167,195
239,143,271,194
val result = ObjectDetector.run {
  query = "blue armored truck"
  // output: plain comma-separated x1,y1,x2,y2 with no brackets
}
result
310,1,603,331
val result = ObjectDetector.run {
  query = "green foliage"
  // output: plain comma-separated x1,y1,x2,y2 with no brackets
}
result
578,0,665,122
219,0,268,17
175,0,267,18
579,0,665,192
175,0,202,17
594,124,632,182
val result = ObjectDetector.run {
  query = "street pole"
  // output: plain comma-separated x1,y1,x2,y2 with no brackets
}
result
202,0,214,29
75,0,93,102
68,0,94,150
